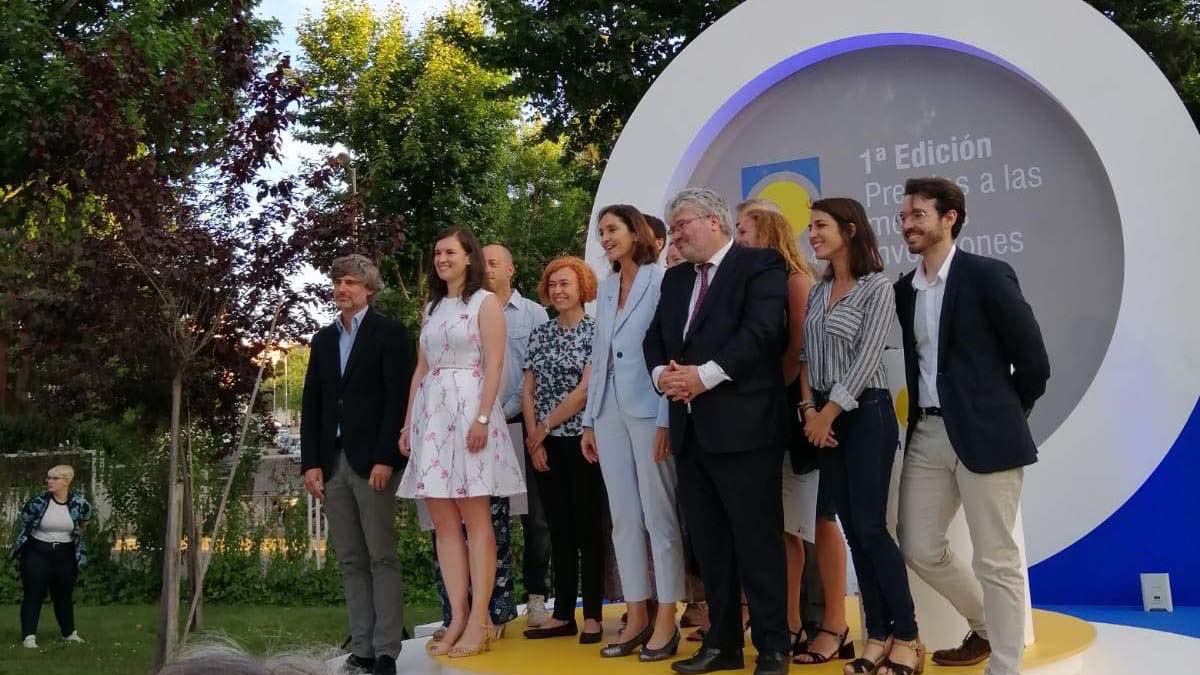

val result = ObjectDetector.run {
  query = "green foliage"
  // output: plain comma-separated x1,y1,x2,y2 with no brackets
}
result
475,0,743,169
474,0,1200,172
1088,1,1200,124
295,0,591,337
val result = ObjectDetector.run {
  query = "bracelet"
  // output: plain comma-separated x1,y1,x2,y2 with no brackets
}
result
798,400,816,413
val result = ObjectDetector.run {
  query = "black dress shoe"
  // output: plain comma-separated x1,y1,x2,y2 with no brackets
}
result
670,646,744,674
371,654,396,675
579,629,604,644
523,621,577,639
753,651,790,675
639,628,681,662
344,654,374,674
600,623,653,658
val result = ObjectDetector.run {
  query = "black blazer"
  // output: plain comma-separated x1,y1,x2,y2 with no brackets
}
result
895,250,1050,474
643,244,790,456
300,309,411,480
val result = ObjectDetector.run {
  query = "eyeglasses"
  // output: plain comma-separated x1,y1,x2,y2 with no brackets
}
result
897,209,930,224
669,215,708,235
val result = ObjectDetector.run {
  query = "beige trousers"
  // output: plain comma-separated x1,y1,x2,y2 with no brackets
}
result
898,416,1025,675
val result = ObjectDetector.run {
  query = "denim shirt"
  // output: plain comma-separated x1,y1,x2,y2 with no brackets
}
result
9,491,92,569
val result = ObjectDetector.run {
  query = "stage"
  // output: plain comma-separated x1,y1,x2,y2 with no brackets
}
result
327,601,1200,675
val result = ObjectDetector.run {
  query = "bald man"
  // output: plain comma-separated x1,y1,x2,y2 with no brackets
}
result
485,245,552,622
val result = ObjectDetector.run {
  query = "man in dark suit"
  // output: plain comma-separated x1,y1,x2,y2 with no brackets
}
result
644,188,791,675
894,178,1049,675
301,254,411,675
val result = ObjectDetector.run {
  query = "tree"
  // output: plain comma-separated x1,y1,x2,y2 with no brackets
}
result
475,0,743,174
296,1,589,331
474,0,1200,174
1088,1,1200,124
5,1,367,669
489,128,592,295
298,0,518,289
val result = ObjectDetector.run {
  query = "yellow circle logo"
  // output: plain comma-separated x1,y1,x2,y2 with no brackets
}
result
757,180,813,238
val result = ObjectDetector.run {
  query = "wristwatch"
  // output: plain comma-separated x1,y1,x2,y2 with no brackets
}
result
476,414,489,425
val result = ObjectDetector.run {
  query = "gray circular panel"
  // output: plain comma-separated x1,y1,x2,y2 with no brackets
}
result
688,45,1123,443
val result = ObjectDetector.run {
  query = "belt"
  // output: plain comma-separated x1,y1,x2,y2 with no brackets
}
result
28,538,75,552
920,406,943,417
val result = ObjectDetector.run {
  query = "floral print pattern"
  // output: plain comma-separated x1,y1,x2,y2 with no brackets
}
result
397,290,525,499
523,316,595,437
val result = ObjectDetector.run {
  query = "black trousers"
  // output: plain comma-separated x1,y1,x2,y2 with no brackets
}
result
20,540,78,638
510,415,552,599
676,425,789,655
536,434,606,622
818,388,917,641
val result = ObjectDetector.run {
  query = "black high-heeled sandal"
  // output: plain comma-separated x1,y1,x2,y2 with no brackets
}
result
791,629,810,657
793,627,854,665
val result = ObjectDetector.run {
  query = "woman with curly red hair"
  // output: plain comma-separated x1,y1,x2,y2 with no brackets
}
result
520,256,609,644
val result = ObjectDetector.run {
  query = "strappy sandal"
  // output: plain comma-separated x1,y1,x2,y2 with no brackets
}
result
878,638,926,675
793,627,853,665
686,626,707,642
843,637,891,674
447,623,495,658
791,629,809,656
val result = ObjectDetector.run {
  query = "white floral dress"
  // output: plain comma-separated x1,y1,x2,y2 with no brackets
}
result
398,290,526,499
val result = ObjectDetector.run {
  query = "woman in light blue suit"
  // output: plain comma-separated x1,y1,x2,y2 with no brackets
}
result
581,204,684,661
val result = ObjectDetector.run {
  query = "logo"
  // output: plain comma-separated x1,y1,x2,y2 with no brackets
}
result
740,156,821,237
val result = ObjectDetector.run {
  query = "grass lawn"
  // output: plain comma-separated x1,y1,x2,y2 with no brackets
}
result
0,603,441,675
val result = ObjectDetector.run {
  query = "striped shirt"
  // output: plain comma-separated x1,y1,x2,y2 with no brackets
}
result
802,272,894,411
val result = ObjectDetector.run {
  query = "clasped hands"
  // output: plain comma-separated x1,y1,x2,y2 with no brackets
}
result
802,407,839,448
659,360,706,404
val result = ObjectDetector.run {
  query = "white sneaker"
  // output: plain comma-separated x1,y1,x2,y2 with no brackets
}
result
524,594,549,628
22,635,37,649
65,632,85,644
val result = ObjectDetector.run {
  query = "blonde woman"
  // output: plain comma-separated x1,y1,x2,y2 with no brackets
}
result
10,465,92,648
734,200,852,664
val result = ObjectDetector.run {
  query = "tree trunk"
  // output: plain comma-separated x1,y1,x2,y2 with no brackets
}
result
180,303,283,645
0,332,9,413
14,328,31,409
181,424,203,632
153,369,185,672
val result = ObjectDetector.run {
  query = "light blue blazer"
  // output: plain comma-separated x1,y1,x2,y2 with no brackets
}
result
582,263,669,428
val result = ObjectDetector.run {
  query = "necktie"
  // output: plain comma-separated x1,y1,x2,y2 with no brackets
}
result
688,262,712,329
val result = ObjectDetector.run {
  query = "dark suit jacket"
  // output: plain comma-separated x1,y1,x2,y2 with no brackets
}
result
643,244,790,455
895,250,1050,474
300,308,411,480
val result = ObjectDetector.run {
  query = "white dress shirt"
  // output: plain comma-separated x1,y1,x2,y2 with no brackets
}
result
653,238,734,393
912,244,957,408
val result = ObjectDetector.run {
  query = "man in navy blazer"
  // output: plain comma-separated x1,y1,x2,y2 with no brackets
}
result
300,254,411,675
644,188,791,675
893,178,1049,675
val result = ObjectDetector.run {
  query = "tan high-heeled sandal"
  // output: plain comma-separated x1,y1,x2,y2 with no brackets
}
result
878,638,926,675
448,623,495,658
843,637,892,675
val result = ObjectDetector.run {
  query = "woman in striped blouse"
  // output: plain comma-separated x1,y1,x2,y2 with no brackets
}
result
800,197,923,675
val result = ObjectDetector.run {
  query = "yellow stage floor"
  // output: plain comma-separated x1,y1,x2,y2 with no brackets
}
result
432,602,1096,675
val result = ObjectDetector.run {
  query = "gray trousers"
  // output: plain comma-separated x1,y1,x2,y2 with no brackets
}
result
898,416,1025,675
325,452,405,659
593,378,685,602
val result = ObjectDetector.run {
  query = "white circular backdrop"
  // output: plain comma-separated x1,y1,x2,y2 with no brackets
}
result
585,0,1200,564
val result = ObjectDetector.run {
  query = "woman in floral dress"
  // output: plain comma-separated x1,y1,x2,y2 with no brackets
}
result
398,227,525,658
